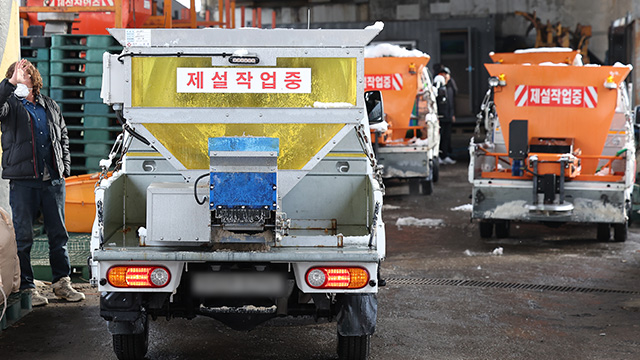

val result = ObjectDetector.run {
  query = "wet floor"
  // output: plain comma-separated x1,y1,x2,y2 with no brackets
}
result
2,151,640,359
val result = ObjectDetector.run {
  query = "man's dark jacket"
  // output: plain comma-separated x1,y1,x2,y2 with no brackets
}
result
0,79,70,179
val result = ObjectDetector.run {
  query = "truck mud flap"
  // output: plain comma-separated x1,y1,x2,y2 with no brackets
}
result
337,294,377,336
107,314,147,335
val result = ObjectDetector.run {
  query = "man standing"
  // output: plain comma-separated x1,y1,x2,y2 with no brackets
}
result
435,66,457,165
0,59,84,306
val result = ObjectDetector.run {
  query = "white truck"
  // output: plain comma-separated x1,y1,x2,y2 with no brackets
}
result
91,27,386,360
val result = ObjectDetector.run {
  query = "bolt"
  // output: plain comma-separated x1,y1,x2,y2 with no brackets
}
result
369,280,377,287
99,278,107,286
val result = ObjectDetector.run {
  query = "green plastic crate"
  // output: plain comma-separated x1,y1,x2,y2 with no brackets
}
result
22,48,50,61
51,48,119,62
52,34,120,49
50,75,102,88
50,61,103,76
83,103,113,115
30,233,91,282
84,156,104,172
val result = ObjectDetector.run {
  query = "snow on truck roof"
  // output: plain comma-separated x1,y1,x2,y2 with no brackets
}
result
513,47,575,54
365,43,429,58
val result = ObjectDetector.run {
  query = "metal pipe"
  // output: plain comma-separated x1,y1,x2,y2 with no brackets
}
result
230,1,235,28
164,0,172,28
271,9,275,29
189,0,196,28
257,7,261,28
252,8,256,27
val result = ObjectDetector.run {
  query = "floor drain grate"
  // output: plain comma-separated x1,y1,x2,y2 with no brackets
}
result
385,278,640,295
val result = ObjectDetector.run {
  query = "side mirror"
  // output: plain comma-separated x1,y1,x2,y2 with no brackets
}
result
365,90,384,124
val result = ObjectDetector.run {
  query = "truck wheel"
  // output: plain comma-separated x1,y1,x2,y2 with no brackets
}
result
421,179,433,195
495,220,510,238
479,221,493,238
432,158,439,183
613,222,627,242
408,179,420,195
113,317,149,360
596,223,610,242
337,333,370,360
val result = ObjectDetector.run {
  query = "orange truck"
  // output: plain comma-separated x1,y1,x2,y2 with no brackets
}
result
469,48,635,241
365,45,439,195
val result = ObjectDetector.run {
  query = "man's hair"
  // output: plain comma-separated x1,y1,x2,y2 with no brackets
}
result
5,60,43,97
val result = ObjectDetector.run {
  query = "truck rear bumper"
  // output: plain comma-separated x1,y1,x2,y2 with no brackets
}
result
92,247,381,294
93,246,380,262
471,179,631,223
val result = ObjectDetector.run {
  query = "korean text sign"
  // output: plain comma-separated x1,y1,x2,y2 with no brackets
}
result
177,68,312,93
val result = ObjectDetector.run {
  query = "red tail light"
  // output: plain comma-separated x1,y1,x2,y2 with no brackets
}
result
107,266,171,288
305,267,369,289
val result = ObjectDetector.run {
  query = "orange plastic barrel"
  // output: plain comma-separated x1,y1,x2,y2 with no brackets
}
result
365,56,430,140
64,173,101,233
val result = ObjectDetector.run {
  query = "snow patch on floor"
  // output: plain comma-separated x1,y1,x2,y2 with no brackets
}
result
451,204,473,212
383,204,402,210
464,247,504,256
396,217,444,228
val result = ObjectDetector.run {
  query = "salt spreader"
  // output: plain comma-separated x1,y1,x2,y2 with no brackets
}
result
470,48,635,241
365,45,440,195
91,26,386,360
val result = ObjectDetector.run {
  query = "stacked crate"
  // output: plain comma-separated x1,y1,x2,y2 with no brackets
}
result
20,36,51,96
49,35,122,174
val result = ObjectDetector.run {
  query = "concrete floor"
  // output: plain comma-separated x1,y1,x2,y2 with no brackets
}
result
1,146,640,359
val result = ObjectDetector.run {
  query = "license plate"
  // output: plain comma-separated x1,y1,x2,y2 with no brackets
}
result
191,272,287,297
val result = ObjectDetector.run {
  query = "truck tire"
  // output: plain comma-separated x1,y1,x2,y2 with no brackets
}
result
494,220,510,238
408,179,420,195
596,223,610,242
432,158,439,183
479,221,493,238
113,317,149,360
337,334,370,360
421,179,433,195
613,222,627,242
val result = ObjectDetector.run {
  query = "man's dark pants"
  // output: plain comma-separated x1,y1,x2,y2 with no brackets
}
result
10,179,70,290
439,120,453,159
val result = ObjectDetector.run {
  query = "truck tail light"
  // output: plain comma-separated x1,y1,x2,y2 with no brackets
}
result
107,266,171,288
305,267,369,289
